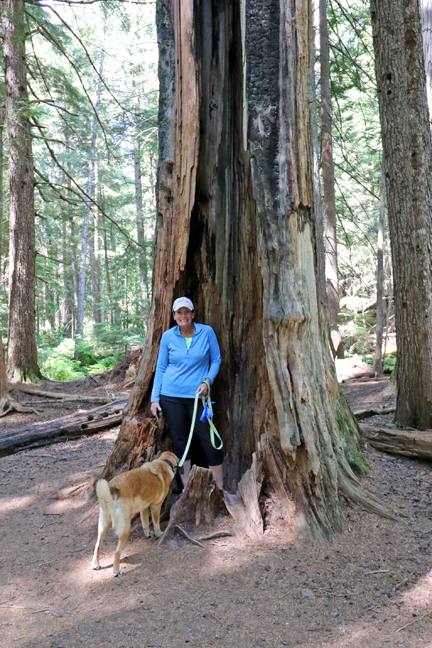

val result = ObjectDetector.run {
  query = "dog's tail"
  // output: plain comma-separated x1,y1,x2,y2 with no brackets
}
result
95,479,116,519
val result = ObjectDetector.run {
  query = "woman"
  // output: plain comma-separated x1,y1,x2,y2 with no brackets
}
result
150,297,224,489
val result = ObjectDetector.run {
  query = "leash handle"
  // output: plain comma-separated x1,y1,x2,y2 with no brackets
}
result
203,386,223,451
177,385,223,469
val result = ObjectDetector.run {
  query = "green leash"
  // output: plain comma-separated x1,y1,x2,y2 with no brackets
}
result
178,385,223,469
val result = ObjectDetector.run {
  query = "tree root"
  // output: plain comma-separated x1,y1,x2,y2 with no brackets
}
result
0,397,39,418
337,467,405,520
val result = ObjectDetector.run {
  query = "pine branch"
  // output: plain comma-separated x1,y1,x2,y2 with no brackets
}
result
48,5,134,116
25,9,116,160
34,167,78,205
26,17,82,138
36,251,71,265
32,117,143,249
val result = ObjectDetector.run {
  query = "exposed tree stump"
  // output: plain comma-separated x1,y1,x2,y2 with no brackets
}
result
157,466,224,546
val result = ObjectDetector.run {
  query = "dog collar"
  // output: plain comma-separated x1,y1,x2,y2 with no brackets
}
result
163,459,177,473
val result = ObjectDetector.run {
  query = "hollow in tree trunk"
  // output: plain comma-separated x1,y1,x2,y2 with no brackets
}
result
3,0,41,383
371,0,432,429
102,0,389,539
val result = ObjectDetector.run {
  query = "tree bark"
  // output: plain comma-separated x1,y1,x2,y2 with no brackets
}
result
3,0,41,383
132,64,149,316
102,0,385,538
320,0,340,338
0,332,7,401
371,0,432,429
373,161,386,375
420,0,432,122
89,214,102,331
0,100,4,274
75,48,104,345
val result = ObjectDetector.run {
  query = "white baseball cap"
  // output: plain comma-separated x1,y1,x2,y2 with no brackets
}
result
172,297,194,312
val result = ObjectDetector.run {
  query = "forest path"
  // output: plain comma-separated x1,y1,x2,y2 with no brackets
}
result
1,371,432,647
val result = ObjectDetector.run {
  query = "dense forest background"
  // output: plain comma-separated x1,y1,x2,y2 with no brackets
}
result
0,0,389,380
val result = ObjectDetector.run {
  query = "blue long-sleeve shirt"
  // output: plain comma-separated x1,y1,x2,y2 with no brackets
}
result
151,323,221,402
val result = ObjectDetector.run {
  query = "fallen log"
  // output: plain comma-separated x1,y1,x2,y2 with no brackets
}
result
0,398,127,457
15,386,115,404
361,424,432,460
354,407,395,421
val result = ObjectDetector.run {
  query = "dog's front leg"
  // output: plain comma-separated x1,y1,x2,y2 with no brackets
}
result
91,508,110,570
140,507,152,537
150,503,163,538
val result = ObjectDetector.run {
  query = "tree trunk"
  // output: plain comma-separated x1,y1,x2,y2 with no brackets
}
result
3,0,41,382
371,0,432,429
89,161,102,330
75,48,104,345
132,65,149,316
320,0,340,338
101,210,113,325
0,332,7,400
420,0,432,121
62,216,74,337
102,0,386,539
373,161,386,375
0,101,4,273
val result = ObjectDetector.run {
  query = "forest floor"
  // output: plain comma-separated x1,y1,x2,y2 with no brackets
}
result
1,352,432,648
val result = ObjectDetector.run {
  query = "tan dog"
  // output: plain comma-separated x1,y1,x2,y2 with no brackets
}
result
91,451,178,576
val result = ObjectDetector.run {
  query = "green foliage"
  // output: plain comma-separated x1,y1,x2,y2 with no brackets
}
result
38,323,142,381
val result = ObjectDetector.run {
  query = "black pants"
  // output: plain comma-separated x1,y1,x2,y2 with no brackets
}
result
159,395,224,466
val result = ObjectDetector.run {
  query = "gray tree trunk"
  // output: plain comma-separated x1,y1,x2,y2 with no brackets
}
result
102,0,386,539
75,48,104,345
320,0,340,336
3,0,41,382
0,101,4,274
373,161,386,375
89,162,102,331
371,0,432,429
420,0,432,121
132,66,149,315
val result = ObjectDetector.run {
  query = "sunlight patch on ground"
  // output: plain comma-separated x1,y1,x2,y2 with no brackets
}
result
400,570,432,607
0,494,34,514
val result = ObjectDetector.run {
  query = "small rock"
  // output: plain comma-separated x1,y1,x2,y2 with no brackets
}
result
301,588,315,599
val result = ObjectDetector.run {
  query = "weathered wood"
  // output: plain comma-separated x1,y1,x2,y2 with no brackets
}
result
362,425,432,460
100,0,199,481
16,386,115,404
0,399,126,457
354,407,396,421
104,0,388,538
237,452,264,535
157,466,224,546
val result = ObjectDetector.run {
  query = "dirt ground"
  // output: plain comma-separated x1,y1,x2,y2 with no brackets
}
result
1,356,432,648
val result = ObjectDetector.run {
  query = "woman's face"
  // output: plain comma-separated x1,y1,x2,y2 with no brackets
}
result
173,307,194,328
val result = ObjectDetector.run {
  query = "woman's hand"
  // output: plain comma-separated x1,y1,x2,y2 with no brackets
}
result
151,401,162,418
196,381,209,397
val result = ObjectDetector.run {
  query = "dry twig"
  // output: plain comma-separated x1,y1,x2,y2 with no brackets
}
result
175,525,204,547
396,609,432,633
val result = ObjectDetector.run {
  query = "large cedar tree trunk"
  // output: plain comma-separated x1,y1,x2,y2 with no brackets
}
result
103,0,382,538
3,0,41,383
371,0,432,429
